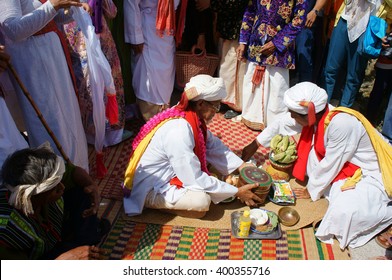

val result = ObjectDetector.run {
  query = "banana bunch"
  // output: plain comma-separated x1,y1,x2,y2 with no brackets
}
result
269,134,298,164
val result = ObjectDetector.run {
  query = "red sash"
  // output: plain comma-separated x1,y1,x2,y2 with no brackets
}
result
292,108,360,182
35,0,78,96
169,111,209,188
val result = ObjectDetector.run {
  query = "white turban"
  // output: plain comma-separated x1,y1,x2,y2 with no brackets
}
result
5,155,65,216
283,82,328,114
184,74,227,101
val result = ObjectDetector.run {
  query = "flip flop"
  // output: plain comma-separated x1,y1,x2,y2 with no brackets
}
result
375,227,392,249
224,110,240,119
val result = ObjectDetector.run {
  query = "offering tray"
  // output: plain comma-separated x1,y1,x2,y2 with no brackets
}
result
231,210,282,240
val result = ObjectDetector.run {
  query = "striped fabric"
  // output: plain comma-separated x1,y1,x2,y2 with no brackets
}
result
101,217,349,260
0,189,64,259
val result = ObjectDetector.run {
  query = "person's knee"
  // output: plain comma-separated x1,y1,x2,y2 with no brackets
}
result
184,191,211,212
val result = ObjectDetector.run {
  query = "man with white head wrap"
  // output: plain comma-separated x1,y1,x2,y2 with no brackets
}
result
0,144,107,259
123,74,262,218
242,82,392,249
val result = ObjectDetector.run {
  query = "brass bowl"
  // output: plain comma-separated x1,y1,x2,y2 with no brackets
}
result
278,206,300,227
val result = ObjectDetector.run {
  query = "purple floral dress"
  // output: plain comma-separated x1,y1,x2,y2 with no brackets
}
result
239,0,308,69
63,0,125,146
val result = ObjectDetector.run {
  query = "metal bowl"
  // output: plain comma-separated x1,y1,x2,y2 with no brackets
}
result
278,206,300,227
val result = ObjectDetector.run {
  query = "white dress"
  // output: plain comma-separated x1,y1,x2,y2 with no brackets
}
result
123,118,243,216
256,108,392,249
124,0,179,105
0,96,29,182
0,0,89,171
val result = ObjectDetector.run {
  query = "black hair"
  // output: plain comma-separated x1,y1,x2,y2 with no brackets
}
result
1,146,57,187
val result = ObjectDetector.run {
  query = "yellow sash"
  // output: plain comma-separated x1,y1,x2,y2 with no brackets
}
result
325,107,392,197
123,118,178,191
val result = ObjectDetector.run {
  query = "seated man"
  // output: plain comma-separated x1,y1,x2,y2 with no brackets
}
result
0,144,107,259
242,82,392,249
123,74,262,218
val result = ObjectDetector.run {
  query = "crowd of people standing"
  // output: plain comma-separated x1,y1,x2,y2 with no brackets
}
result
0,0,391,259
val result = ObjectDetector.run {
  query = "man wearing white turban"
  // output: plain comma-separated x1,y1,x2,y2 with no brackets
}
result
0,144,107,259
242,82,392,249
123,75,262,217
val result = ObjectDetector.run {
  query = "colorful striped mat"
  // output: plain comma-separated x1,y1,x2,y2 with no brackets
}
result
101,216,350,260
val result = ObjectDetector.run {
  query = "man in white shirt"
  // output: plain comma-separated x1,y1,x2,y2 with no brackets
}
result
123,75,262,218
242,82,392,249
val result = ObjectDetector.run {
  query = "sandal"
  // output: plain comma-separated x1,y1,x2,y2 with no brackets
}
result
224,110,240,119
375,226,392,249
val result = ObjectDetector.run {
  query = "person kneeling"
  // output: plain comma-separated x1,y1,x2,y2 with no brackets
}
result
123,75,262,218
0,144,108,259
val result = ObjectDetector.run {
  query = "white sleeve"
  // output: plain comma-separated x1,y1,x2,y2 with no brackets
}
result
0,0,57,42
307,114,363,200
256,111,302,147
163,121,238,203
124,0,144,44
205,130,243,176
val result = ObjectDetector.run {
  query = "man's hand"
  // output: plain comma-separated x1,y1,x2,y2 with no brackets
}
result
81,2,92,15
49,0,83,10
260,41,276,57
241,139,260,162
292,187,310,199
236,44,247,62
55,245,105,260
305,10,317,28
236,183,263,206
82,184,99,218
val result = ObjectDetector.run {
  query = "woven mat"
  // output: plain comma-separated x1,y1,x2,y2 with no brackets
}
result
123,193,328,231
101,216,350,260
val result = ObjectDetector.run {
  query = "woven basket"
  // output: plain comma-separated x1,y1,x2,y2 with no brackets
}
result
175,47,220,88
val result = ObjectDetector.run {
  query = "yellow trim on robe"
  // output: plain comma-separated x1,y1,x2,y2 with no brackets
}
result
325,107,392,197
123,118,179,191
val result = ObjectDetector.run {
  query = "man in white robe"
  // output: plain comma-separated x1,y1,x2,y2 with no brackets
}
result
0,46,28,182
123,75,262,218
0,1,89,172
124,0,180,121
242,82,392,249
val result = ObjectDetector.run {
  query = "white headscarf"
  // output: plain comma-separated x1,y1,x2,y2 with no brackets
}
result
184,74,227,101
284,82,328,114
5,155,66,216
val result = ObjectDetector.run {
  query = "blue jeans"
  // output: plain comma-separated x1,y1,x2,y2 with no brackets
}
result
324,18,369,107
382,92,392,144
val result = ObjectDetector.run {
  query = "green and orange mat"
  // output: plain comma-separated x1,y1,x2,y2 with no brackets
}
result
100,216,350,260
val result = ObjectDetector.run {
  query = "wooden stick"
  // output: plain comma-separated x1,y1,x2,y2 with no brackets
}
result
7,62,71,164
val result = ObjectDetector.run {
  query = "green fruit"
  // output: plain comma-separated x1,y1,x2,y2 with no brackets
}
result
272,151,286,162
270,134,282,150
280,135,289,152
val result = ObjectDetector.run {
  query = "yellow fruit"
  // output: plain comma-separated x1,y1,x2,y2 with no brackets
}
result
280,135,289,152
270,134,283,150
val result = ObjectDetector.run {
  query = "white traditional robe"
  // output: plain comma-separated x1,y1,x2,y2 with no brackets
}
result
124,0,179,105
0,0,89,171
256,107,392,249
241,63,289,130
123,118,243,216
0,96,29,182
